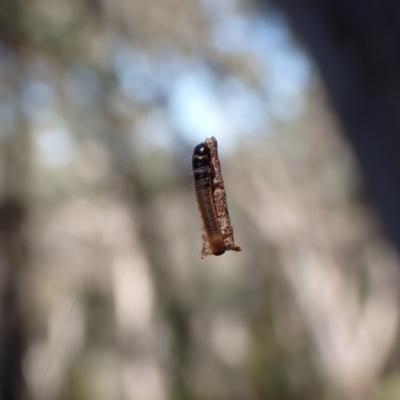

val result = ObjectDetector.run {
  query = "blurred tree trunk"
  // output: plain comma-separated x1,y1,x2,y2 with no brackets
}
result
0,0,30,397
261,0,400,253
0,197,27,400
115,142,194,399
0,127,30,399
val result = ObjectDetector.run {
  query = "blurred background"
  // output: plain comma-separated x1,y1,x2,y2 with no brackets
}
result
1,0,400,399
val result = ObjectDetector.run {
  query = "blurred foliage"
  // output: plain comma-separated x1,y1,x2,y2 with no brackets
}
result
0,0,399,400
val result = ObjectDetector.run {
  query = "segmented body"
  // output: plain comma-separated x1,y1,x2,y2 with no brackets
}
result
192,143,226,256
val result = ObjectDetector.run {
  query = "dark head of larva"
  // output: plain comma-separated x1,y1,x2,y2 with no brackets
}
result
192,142,210,169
